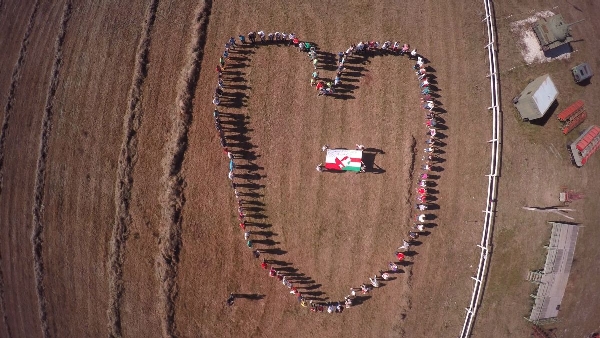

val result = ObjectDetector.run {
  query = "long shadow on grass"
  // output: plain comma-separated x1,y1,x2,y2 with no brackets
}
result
218,45,331,303
214,40,452,309
221,105,329,302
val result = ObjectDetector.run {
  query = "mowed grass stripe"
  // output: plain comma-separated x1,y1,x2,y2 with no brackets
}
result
0,1,41,337
30,2,72,337
0,249,9,338
0,0,40,195
157,0,212,336
107,0,159,336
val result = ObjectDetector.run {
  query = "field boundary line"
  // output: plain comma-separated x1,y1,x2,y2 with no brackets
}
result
157,0,212,337
30,2,72,337
107,0,159,336
459,0,502,337
0,1,41,337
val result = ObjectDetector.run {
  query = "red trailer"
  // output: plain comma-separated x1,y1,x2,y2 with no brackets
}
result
557,100,586,135
569,125,600,166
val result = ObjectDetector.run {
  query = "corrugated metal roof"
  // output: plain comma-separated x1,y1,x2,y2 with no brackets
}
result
532,76,558,115
576,125,600,151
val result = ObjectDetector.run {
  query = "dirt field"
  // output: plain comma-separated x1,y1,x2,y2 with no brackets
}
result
0,0,598,337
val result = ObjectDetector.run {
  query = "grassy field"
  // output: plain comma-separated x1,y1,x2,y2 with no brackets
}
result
0,0,598,337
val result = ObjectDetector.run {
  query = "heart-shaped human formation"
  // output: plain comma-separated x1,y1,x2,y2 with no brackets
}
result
213,31,443,312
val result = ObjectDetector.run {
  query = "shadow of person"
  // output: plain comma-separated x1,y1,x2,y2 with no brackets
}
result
261,248,287,255
366,163,385,174
365,148,385,154
351,295,372,306
234,293,265,300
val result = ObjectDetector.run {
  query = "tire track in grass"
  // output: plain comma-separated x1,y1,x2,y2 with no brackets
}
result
30,2,71,337
107,0,159,336
157,0,211,336
0,1,41,337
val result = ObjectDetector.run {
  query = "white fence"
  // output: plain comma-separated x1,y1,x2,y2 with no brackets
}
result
458,0,502,337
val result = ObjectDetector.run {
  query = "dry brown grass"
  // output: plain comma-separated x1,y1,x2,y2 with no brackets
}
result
2,0,597,337
0,1,40,337
0,0,39,196
107,0,158,336
157,0,212,336
0,249,9,338
30,2,71,338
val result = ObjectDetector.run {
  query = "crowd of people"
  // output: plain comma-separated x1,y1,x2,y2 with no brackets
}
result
213,32,444,312
325,40,443,305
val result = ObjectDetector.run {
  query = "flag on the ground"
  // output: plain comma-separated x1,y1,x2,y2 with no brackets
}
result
324,149,363,172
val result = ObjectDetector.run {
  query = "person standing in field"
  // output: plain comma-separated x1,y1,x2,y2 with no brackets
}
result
226,293,235,306
379,270,390,280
